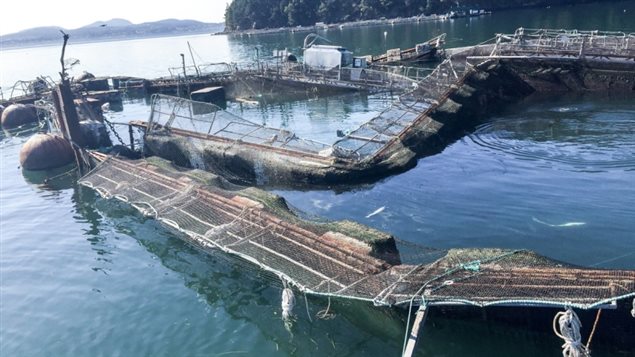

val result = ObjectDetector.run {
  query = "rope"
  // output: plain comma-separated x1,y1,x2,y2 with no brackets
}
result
552,308,590,357
303,292,313,323
631,298,635,318
316,280,336,320
585,309,601,350
43,166,78,183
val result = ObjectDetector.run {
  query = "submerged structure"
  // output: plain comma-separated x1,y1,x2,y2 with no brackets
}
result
135,28,634,188
79,154,635,310
78,154,635,355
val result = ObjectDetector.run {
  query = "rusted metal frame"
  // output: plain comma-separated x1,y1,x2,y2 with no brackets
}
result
456,274,634,288
411,294,608,304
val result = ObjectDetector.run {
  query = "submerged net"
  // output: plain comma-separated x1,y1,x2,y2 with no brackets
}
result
147,94,330,155
79,156,635,310
333,59,464,160
145,57,469,164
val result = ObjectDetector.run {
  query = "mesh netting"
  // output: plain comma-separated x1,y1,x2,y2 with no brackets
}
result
79,156,635,309
484,28,635,58
143,54,468,165
147,94,330,155
333,59,461,160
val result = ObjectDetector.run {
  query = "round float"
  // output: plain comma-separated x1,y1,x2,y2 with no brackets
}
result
1,104,38,129
19,133,75,170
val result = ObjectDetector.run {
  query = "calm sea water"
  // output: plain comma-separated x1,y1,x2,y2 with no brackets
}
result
2,2,635,356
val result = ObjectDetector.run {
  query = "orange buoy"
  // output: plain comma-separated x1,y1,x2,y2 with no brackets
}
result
19,133,75,170
1,104,38,129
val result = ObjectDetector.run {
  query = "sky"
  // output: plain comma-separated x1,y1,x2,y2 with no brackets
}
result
0,0,230,36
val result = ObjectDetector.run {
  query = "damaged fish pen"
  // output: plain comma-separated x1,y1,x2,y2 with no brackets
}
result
451,28,635,91
78,154,635,355
132,28,634,188
134,55,530,187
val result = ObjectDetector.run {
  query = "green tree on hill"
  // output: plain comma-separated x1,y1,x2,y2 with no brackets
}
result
223,0,613,31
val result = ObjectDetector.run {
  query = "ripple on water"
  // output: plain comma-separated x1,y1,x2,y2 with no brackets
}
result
466,109,635,172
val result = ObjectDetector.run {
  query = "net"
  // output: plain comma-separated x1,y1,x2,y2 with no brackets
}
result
79,155,635,310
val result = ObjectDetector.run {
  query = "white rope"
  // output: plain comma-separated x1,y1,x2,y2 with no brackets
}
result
552,308,590,357
631,298,635,318
316,280,336,320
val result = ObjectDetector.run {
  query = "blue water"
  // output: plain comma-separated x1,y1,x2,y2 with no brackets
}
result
2,2,635,356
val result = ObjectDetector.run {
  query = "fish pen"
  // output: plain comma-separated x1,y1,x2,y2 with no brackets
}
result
131,29,635,188
135,52,532,187
489,28,635,58
78,154,635,355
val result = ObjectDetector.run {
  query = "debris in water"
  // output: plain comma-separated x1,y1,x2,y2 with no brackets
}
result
532,217,586,228
365,206,385,218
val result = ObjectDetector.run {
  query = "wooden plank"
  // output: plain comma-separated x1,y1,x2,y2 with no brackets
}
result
403,305,429,357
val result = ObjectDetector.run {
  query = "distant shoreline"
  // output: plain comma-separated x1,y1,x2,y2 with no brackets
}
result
214,13,454,37
0,29,217,51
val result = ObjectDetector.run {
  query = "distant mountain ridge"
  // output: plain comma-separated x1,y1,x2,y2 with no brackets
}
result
1,18,224,48
83,18,134,28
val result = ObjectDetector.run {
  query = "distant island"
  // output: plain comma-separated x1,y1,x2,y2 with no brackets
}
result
0,18,224,49
224,0,618,30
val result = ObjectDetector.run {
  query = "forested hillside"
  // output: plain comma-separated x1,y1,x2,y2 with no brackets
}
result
224,0,611,31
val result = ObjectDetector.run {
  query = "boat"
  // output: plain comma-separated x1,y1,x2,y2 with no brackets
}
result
370,33,446,65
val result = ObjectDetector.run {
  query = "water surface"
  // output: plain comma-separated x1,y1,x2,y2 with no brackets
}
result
1,2,634,356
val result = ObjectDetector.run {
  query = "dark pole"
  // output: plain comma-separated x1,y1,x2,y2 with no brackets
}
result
55,31,84,147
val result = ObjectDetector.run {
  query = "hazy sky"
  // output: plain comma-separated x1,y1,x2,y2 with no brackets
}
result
0,0,230,36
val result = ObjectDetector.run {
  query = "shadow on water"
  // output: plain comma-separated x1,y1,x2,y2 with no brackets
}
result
67,184,634,356
21,164,78,191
